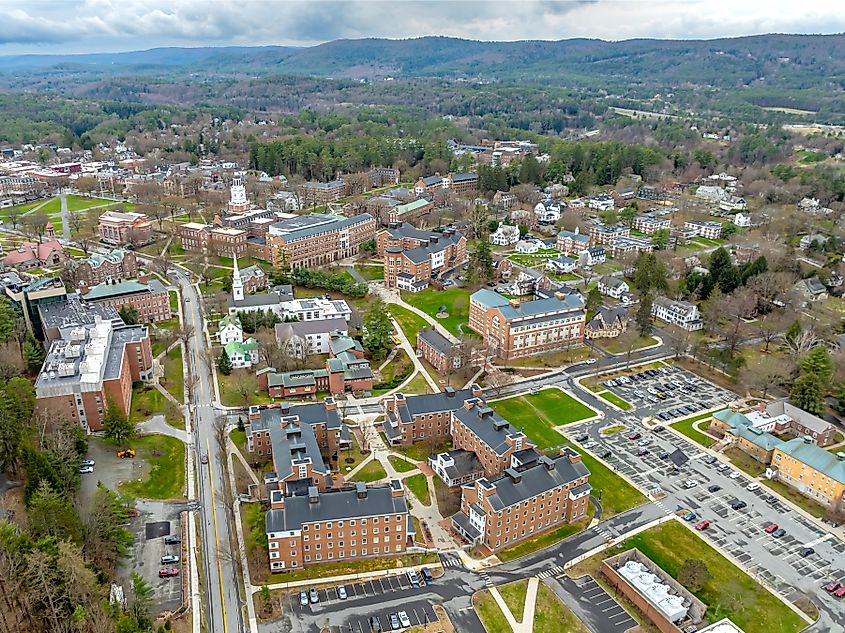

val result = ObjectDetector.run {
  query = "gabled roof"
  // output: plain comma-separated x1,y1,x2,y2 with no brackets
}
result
776,438,845,484
452,399,531,456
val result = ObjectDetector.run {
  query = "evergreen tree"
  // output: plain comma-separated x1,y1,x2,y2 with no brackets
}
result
0,298,17,342
791,372,824,415
362,299,393,362
118,306,139,325
218,350,233,376
784,320,802,349
636,293,654,337
800,346,833,384
23,333,46,373
633,253,668,295
585,286,602,318
103,399,135,445
468,239,495,285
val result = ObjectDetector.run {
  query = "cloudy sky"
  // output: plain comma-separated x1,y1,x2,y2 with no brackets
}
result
2,0,844,55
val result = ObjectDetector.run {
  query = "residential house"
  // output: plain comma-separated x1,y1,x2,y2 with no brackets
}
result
218,314,244,345
546,256,577,274
534,200,561,224
733,212,752,228
588,194,616,211
580,246,606,267
598,276,629,300
514,238,543,254
585,306,629,339
275,319,349,357
794,277,828,303
489,224,520,246
492,191,516,209
223,338,259,368
72,249,138,285
468,289,586,360
799,234,828,251
695,185,728,203
651,297,703,331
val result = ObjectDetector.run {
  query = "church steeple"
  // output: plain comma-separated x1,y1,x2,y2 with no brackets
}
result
232,256,244,301
228,174,249,214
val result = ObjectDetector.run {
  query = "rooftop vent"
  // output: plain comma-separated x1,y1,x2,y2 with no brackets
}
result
504,468,522,483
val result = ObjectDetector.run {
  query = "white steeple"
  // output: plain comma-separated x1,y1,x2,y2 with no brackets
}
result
228,174,249,213
232,257,244,301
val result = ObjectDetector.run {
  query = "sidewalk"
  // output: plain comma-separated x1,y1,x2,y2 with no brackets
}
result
254,562,444,592
489,577,539,633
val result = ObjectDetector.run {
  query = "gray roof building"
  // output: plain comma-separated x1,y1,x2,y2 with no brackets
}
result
452,398,532,457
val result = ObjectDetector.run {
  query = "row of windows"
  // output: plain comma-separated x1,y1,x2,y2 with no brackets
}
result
303,515,403,531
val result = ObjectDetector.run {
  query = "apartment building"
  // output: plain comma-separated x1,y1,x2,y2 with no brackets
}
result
264,480,412,572
451,448,591,552
413,172,478,195
468,289,586,361
98,210,152,246
179,222,248,258
588,193,616,211
711,401,837,448
381,384,483,446
72,249,138,286
246,399,349,465
771,438,845,511
589,222,630,246
266,213,376,269
382,225,467,292
651,296,703,331
302,179,346,206
450,398,536,477
684,220,723,240
80,276,172,323
34,317,153,433
556,228,591,255
610,236,654,258
633,215,671,235
387,198,434,224
416,327,461,374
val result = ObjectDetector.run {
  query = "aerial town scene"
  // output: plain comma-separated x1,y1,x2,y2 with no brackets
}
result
1,2,845,633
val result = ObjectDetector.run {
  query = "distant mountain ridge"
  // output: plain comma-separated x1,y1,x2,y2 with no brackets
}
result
2,35,845,89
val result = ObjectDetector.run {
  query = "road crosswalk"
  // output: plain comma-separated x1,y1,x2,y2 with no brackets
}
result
537,565,566,579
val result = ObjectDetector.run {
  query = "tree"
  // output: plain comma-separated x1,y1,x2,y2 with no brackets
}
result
467,239,495,286
756,312,787,352
130,572,154,630
722,288,757,351
218,350,233,376
585,286,602,318
27,480,82,543
102,399,135,444
800,345,833,385
835,383,845,415
22,334,46,373
363,299,393,362
636,293,653,337
118,306,139,325
791,372,824,415
678,559,711,592
632,252,668,295
651,229,670,250
741,355,790,398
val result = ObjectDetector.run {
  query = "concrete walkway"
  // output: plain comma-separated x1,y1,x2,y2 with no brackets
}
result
136,414,188,443
488,577,539,633
375,285,459,345
388,313,440,392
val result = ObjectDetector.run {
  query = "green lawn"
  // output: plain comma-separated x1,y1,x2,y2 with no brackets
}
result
269,552,438,586
599,336,658,355
230,429,248,455
387,455,418,473
339,435,370,475
724,447,766,477
218,368,275,407
388,304,431,343
65,194,114,212
130,384,183,429
161,345,185,403
497,511,593,562
598,391,633,411
390,438,451,462
169,290,179,311
499,580,528,617
670,412,717,448
349,460,387,483
535,583,590,633
119,434,185,500
474,582,589,633
404,473,431,506
574,446,647,517
762,479,826,518
619,522,805,633
400,372,432,394
354,264,384,281
491,389,596,448
474,589,511,633
402,287,470,337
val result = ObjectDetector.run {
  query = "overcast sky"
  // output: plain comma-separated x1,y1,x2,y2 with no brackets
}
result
2,0,844,55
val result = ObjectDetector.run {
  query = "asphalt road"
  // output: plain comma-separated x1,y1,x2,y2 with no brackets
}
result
174,272,244,633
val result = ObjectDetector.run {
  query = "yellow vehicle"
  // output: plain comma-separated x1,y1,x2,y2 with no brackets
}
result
117,449,136,459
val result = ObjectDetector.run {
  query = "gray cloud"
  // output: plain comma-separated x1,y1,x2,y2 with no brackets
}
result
0,0,843,53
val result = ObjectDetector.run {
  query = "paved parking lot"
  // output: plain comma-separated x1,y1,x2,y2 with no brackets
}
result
284,574,438,633
598,364,736,419
546,575,637,633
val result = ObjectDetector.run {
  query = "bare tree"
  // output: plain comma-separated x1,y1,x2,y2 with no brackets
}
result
722,288,758,351
740,355,792,398
755,311,789,352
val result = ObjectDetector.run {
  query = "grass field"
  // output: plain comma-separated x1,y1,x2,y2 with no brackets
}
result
130,384,183,429
598,391,633,411
354,264,384,281
349,460,387,483
119,434,185,500
218,369,274,407
598,336,658,355
399,372,433,394
390,438,451,462
670,411,717,447
615,522,805,633
161,345,184,403
388,304,431,342
404,473,431,506
474,581,589,633
387,455,417,473
497,511,593,562
575,446,647,517
499,580,528,617
762,479,826,518
402,288,470,336
491,389,596,448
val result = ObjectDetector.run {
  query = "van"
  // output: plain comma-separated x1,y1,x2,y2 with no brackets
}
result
420,567,434,584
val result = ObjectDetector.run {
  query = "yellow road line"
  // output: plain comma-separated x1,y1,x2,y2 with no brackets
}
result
207,437,229,633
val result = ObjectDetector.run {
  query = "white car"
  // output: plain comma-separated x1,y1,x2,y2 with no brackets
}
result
584,358,597,365
729,471,741,479
747,482,760,491
79,465,94,474
647,387,658,395
583,440,598,449
337,586,347,600
398,611,411,627
682,479,698,489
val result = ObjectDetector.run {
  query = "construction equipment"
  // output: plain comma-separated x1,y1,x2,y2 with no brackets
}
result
116,449,136,458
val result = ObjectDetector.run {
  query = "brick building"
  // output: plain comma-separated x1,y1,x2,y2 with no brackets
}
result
468,289,586,361
179,222,248,258
381,384,483,446
387,198,434,224
302,180,346,206
416,327,461,373
80,276,172,323
266,213,376,269
264,479,412,572
34,317,153,433
451,448,591,553
72,249,138,286
378,224,467,292
413,172,478,196
98,210,152,246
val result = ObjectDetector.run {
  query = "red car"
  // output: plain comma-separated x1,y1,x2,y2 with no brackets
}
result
627,432,642,441
694,520,710,531
159,568,180,578
835,585,845,598
823,580,840,592
764,523,779,534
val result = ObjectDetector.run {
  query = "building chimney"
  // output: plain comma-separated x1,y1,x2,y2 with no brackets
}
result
445,386,456,398
355,481,367,499
389,479,404,498
470,383,483,398
324,397,337,411
504,468,522,483
78,280,89,295
270,489,285,510
539,455,556,471
561,447,582,464
508,298,520,309
463,399,478,411
308,486,319,504
137,272,149,284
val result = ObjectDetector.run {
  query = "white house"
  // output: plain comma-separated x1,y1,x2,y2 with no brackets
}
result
275,319,349,357
684,220,723,240
580,246,606,267
489,224,520,246
218,314,244,345
652,297,703,331
514,238,543,254
223,338,259,368
546,256,577,274
719,197,747,212
588,194,615,211
280,297,352,322
534,200,561,224
799,234,828,251
733,212,751,228
598,275,629,299
695,185,728,202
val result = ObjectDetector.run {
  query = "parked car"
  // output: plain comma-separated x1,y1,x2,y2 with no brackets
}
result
834,585,845,598
164,535,181,545
747,482,760,491
160,555,180,564
703,456,717,465
576,433,589,443
599,450,612,459
407,569,420,587
682,512,697,521
370,616,383,632
338,586,347,600
694,520,710,531
652,425,665,433
201,453,209,464
717,463,729,471
764,523,778,534
79,465,94,474
764,494,778,505
729,500,747,510
398,611,411,627
627,432,642,440
80,459,95,467
159,568,179,578
729,470,741,479
389,613,400,630
707,485,721,493
636,448,649,457
799,547,815,558
659,451,670,460
420,567,434,584
309,588,319,603
772,528,787,538
299,591,309,606
682,479,698,489
823,580,840,592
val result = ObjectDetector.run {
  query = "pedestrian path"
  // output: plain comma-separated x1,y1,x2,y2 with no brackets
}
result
488,576,540,633
537,564,566,579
